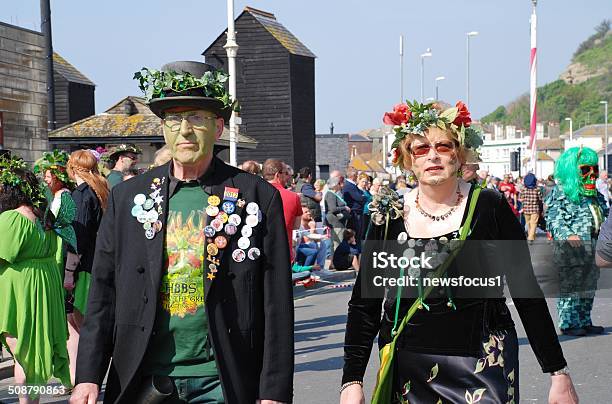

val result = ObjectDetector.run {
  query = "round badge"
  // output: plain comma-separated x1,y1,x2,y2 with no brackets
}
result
143,222,152,231
134,194,146,206
232,249,246,263
154,220,163,232
137,211,149,224
222,201,236,214
208,195,221,206
211,219,224,232
246,202,259,215
238,237,250,250
224,223,237,236
257,210,263,223
246,215,259,228
143,199,155,210
247,247,261,261
237,199,246,208
214,235,228,249
209,263,218,273
207,243,219,256
206,205,220,217
131,205,143,217
147,210,159,223
145,228,156,240
397,232,408,244
241,225,253,238
204,226,216,238
216,212,229,224
228,214,242,226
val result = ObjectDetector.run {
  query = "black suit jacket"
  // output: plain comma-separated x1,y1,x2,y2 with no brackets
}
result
342,181,365,214
76,158,294,404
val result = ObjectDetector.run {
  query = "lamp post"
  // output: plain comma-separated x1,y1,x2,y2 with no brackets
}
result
466,31,478,107
400,35,404,102
420,48,432,103
565,117,573,144
602,100,609,171
435,76,445,101
224,0,239,166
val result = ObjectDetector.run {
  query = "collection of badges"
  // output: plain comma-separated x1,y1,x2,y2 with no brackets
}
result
203,186,262,280
132,180,263,281
132,177,165,240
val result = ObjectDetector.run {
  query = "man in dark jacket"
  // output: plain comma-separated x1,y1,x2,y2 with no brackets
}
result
294,167,322,223
342,168,365,240
70,61,293,404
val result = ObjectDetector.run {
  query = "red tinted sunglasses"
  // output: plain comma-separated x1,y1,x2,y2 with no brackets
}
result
410,141,456,157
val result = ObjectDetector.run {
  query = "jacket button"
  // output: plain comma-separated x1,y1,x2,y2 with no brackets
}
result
143,296,148,303
137,267,145,274
227,272,236,279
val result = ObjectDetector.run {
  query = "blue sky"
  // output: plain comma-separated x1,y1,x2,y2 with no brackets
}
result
1,1,609,133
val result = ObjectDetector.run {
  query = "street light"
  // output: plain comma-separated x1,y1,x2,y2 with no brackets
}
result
420,48,432,103
565,117,573,143
601,100,609,171
466,31,478,107
434,76,445,101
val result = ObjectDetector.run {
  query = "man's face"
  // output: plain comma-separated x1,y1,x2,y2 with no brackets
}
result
120,153,138,169
162,108,224,164
302,207,312,222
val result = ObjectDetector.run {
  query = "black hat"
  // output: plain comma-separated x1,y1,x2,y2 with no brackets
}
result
146,61,232,122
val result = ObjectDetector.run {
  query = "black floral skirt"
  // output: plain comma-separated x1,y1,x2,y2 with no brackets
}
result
392,329,519,404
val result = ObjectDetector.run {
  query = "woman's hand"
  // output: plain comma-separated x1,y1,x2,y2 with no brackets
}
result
340,384,365,404
549,374,578,404
64,270,75,291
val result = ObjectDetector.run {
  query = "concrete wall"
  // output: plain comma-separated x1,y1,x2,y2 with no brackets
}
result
0,22,48,162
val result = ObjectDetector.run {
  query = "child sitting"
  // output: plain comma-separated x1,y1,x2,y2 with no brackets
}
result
332,229,361,271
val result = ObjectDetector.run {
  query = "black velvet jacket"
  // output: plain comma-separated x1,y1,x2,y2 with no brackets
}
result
342,186,567,385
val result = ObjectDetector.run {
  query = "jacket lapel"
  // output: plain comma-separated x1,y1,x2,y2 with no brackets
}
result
146,174,170,292
204,180,231,299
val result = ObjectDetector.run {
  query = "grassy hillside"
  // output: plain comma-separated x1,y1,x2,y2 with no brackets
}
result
482,21,611,133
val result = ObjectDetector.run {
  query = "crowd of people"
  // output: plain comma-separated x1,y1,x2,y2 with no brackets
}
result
0,60,604,404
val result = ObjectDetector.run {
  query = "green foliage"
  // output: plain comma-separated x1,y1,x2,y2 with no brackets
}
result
483,21,611,132
133,68,232,108
573,20,610,59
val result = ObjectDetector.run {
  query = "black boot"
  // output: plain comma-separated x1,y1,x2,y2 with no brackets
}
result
584,325,605,334
560,327,587,336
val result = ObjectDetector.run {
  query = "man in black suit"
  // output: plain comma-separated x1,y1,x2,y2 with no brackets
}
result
342,168,365,241
70,61,293,404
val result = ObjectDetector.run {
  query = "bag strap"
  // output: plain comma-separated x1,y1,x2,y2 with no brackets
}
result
390,185,481,337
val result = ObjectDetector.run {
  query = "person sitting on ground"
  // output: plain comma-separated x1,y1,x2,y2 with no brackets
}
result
332,228,361,271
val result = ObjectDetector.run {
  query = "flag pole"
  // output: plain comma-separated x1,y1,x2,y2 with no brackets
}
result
529,0,538,175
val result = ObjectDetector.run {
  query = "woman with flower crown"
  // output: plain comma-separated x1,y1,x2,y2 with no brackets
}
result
340,102,578,404
0,155,71,403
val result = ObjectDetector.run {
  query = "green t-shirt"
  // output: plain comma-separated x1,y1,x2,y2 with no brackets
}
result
144,183,217,377
106,170,124,188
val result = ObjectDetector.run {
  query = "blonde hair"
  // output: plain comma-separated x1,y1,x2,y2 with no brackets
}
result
154,145,173,167
397,126,466,171
68,150,110,211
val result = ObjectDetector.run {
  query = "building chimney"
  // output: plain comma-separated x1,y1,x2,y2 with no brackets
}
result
330,122,334,134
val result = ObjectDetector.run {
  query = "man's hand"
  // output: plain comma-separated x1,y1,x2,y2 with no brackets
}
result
340,383,365,404
567,235,582,248
549,374,578,404
69,383,99,404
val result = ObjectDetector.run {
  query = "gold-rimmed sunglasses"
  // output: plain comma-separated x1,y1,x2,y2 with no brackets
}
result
163,112,218,132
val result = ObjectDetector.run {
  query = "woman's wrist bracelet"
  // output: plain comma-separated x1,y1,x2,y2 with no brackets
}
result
340,381,363,393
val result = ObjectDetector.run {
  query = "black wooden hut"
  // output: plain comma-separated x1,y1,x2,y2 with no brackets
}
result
53,52,95,128
203,7,316,170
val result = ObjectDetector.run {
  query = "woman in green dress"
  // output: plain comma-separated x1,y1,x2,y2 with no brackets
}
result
0,156,71,403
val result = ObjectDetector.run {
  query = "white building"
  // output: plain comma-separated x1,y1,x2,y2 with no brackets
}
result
479,123,559,179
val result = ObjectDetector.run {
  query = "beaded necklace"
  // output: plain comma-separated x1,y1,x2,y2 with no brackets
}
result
415,185,463,221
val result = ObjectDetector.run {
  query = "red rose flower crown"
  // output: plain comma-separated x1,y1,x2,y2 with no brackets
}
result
383,100,484,166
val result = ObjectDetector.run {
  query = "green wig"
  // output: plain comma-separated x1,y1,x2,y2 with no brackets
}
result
554,146,598,203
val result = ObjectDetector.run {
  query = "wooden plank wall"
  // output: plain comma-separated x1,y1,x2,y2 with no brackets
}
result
289,54,315,172
204,13,295,166
68,82,95,123
53,71,69,128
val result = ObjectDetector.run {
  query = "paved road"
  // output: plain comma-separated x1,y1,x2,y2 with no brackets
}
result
2,280,611,403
